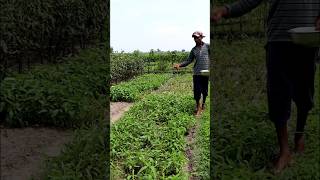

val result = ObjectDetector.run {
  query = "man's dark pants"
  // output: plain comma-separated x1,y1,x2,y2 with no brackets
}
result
265,42,318,127
193,75,209,103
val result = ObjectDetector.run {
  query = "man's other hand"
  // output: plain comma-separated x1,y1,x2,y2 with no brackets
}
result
211,6,228,23
173,64,180,70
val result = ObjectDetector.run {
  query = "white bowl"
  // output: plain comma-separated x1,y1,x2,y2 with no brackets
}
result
200,70,209,76
288,27,320,47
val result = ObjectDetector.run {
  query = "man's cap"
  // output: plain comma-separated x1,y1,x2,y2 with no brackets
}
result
192,31,205,38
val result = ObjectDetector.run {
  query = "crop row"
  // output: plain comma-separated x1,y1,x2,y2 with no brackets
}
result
110,74,171,102
0,49,108,127
110,51,189,83
111,93,195,179
155,74,210,179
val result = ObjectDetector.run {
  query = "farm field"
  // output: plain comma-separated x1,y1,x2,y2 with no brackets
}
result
211,37,320,179
111,73,210,179
0,1,110,179
0,49,109,179
0,49,199,179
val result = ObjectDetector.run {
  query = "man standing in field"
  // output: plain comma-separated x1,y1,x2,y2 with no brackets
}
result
174,31,210,116
212,0,320,173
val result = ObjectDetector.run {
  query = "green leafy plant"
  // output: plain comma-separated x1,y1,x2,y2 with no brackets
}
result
110,74,171,102
0,49,108,127
111,93,195,179
43,120,109,180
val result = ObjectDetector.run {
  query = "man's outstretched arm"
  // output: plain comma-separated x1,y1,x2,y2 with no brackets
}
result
174,50,195,69
212,0,264,22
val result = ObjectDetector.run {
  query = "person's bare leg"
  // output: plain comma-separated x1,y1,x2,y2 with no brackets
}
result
196,101,202,116
294,108,308,153
202,95,207,110
274,124,292,173
194,100,201,115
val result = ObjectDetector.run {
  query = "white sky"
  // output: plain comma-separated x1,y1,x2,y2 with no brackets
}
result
111,0,210,53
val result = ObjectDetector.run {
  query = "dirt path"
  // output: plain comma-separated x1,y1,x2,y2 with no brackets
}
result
186,125,200,180
185,112,203,180
0,126,72,180
110,102,133,124
0,102,133,180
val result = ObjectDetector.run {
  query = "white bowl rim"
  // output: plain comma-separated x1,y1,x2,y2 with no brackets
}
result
288,26,320,34
200,70,209,72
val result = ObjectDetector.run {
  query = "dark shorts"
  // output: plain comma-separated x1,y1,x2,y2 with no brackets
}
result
193,75,209,101
265,42,318,126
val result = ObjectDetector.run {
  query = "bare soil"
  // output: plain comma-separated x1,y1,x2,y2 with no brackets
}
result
0,126,72,180
185,112,203,180
0,102,133,180
110,102,133,124
185,125,201,180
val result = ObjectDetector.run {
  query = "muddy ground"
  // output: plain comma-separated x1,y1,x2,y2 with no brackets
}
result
0,102,133,180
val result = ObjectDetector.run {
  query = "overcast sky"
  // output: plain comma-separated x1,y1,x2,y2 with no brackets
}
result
111,0,210,52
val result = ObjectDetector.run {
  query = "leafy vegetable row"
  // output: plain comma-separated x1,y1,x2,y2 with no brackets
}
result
0,49,108,127
111,93,195,179
110,74,171,102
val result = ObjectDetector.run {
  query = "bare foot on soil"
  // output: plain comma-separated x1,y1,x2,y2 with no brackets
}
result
273,152,292,174
193,105,202,117
294,135,305,154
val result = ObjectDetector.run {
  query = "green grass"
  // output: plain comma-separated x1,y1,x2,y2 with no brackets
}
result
194,98,210,179
111,74,201,179
111,94,195,179
42,120,109,180
144,61,194,74
211,37,319,179
9,48,111,179
155,74,193,95
157,74,210,179
110,73,172,102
